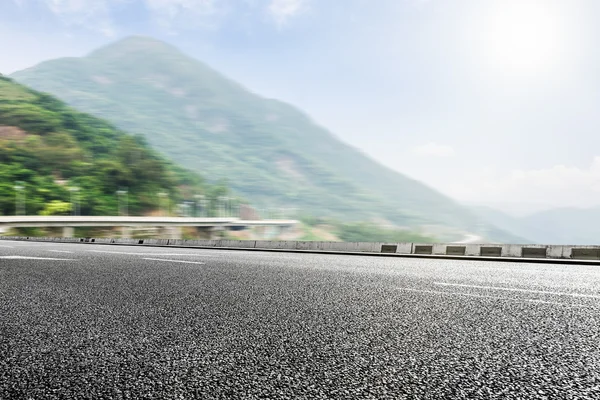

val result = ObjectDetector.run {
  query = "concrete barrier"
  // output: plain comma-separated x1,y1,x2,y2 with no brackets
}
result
315,242,341,251
185,240,215,247
503,245,522,258
522,247,547,258
463,245,480,256
313,242,337,251
254,240,292,250
571,247,600,260
432,244,447,255
414,245,433,255
548,245,567,259
446,246,466,256
344,242,384,252
330,242,377,252
220,240,257,249
116,238,137,245
295,241,318,251
481,246,502,257
395,243,413,254
4,235,600,263
380,244,397,253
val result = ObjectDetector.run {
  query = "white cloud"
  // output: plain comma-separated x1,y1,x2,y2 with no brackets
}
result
30,0,228,35
28,0,304,34
412,142,455,157
42,0,118,36
443,157,600,209
267,0,307,26
144,0,227,30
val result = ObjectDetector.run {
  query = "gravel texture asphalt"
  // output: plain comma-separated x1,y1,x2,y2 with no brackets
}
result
1,240,600,399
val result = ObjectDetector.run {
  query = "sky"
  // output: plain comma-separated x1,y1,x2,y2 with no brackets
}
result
1,0,600,215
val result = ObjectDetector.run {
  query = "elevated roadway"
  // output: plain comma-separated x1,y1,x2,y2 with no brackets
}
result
0,216,299,238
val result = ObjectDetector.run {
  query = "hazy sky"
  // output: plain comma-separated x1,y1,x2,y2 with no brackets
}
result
2,0,600,214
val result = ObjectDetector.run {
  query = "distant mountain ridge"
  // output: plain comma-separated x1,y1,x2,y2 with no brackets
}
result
11,36,524,242
472,205,600,245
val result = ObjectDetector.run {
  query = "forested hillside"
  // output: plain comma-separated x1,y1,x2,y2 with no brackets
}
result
0,74,220,216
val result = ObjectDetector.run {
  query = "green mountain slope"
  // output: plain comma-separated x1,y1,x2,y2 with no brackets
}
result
11,36,521,241
0,74,214,216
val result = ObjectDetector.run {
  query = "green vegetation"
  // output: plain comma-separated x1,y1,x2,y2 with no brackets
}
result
0,74,229,216
11,36,525,242
297,215,436,242
335,222,435,243
40,200,72,216
298,224,327,241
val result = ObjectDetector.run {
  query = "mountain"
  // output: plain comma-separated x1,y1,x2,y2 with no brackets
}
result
0,74,215,217
472,205,600,245
520,207,600,245
11,36,522,242
471,206,539,244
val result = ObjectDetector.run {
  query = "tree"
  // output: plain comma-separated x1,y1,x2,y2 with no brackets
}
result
40,200,72,216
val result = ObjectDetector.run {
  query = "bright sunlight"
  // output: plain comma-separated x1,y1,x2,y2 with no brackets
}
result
479,1,566,78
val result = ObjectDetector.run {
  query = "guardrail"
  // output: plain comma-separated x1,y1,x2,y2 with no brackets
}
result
3,236,600,262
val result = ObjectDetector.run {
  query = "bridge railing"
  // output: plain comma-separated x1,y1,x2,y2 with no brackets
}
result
0,216,298,227
2,236,600,261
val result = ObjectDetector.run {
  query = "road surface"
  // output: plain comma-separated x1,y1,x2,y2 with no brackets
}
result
1,240,599,399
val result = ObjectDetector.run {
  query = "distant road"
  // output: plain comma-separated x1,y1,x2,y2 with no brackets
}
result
1,241,599,398
453,233,483,244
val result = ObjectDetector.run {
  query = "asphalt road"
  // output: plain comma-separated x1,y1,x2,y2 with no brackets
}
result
1,241,599,399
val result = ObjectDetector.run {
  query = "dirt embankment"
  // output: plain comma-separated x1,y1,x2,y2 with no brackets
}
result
0,126,28,141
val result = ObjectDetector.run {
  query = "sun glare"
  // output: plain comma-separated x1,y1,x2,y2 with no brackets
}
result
478,1,566,78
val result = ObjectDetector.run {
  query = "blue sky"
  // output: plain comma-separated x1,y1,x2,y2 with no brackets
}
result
2,0,600,214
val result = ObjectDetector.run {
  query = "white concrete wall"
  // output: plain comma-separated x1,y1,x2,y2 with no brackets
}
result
220,240,256,249
295,241,316,251
463,245,479,256
192,240,217,247
569,245,600,260
548,246,566,259
502,245,522,258
412,244,434,255
432,244,447,255
5,236,600,261
395,243,413,254
254,240,286,249
336,242,379,252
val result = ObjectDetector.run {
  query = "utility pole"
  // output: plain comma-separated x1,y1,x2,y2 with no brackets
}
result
69,187,80,216
218,196,225,217
232,198,240,218
158,192,168,216
117,189,128,216
14,181,25,216
194,195,205,217
201,196,208,217
185,201,193,217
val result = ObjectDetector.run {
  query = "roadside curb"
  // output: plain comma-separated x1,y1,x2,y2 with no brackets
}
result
3,236,600,266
